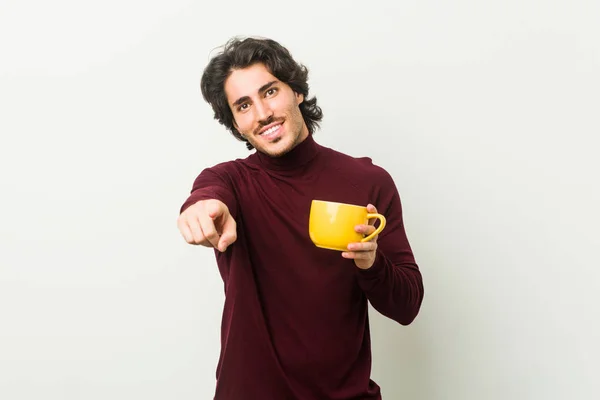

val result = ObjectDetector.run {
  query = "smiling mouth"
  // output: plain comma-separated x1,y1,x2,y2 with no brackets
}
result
260,123,282,136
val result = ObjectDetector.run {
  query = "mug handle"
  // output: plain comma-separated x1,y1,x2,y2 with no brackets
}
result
361,213,386,242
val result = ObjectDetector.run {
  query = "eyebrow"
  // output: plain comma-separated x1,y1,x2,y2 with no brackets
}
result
232,80,279,108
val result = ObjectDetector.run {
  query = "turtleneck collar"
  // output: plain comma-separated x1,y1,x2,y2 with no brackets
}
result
254,134,320,171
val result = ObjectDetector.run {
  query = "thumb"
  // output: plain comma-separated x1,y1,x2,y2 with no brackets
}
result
367,203,378,225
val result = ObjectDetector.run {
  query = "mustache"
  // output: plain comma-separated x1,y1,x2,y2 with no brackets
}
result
254,116,284,135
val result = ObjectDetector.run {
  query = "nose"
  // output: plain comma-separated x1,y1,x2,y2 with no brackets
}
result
254,99,273,123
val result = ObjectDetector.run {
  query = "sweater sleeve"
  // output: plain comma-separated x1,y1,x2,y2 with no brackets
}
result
180,165,239,219
355,175,424,326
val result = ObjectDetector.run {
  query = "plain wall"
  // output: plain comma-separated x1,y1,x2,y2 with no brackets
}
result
1,0,598,399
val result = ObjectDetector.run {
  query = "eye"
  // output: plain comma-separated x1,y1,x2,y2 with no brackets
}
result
238,103,249,112
265,87,278,97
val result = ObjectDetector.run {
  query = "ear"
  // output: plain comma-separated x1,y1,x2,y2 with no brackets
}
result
295,92,304,105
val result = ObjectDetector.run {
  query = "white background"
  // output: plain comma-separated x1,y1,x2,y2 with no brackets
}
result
1,0,599,399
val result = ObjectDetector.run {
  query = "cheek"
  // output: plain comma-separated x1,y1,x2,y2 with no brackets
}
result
288,101,303,121
234,113,254,133
276,99,296,118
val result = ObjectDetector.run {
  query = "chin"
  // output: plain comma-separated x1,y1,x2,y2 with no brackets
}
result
265,145,291,157
262,146,290,158
256,136,293,157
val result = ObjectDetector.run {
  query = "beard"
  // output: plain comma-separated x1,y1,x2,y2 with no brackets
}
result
246,111,307,158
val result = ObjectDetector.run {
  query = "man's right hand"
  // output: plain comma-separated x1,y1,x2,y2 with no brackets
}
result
177,199,237,252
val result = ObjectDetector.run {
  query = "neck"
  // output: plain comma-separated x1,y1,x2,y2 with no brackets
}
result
255,133,320,171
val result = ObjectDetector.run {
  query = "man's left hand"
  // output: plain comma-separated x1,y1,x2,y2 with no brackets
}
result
342,204,380,270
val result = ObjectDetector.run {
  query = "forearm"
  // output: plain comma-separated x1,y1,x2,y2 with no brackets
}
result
356,250,424,325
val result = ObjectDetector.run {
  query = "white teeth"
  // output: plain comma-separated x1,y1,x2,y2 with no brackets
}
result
261,124,281,136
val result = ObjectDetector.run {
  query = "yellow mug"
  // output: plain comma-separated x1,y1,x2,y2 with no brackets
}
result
308,200,387,251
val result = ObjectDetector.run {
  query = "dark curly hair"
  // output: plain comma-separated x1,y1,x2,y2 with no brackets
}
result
200,37,323,150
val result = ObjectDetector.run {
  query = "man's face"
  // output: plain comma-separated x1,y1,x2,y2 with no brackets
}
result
224,63,309,157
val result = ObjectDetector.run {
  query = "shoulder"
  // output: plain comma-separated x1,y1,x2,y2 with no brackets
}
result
318,146,403,215
320,145,395,186
201,153,258,177
188,155,258,193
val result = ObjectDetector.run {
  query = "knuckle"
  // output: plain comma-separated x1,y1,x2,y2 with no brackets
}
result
192,236,204,245
205,231,218,240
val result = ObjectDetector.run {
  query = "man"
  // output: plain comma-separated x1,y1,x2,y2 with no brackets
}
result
178,37,424,400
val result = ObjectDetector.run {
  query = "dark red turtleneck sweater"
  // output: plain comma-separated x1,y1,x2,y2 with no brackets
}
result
180,135,424,400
